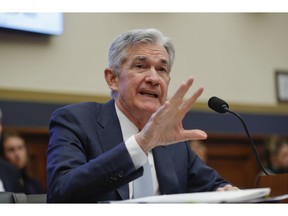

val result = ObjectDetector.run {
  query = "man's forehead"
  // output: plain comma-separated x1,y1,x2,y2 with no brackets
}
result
127,43,168,56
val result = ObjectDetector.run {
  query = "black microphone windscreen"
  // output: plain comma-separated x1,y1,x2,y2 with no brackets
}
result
208,96,229,113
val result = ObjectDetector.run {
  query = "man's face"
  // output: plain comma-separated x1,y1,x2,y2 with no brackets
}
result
3,136,28,169
114,43,171,117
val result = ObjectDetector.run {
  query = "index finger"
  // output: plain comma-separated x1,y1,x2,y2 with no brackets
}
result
169,77,194,105
178,87,204,113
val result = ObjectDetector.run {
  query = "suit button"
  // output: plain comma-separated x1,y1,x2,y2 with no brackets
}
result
110,175,117,181
118,170,124,178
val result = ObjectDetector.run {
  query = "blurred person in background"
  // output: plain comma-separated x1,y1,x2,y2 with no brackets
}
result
1,131,43,194
0,108,23,193
189,140,207,163
263,135,288,174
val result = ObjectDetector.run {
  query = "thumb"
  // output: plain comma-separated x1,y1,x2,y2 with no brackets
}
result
182,129,207,141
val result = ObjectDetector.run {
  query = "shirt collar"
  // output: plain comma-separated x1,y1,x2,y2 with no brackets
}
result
115,103,139,141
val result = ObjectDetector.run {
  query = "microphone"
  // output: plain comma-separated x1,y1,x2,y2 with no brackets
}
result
208,96,269,176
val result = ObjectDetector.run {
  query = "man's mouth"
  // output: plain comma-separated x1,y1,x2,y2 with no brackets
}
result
139,91,159,98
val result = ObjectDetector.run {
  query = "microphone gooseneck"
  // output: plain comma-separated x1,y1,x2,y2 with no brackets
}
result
208,96,269,176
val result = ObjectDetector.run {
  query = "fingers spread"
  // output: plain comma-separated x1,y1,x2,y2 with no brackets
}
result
178,87,204,113
150,101,171,124
170,77,194,106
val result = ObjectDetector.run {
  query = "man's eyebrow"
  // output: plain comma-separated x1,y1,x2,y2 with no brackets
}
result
133,56,147,62
160,58,168,65
133,56,169,65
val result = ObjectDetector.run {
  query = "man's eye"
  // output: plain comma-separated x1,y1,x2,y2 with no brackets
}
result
135,64,144,69
158,67,168,73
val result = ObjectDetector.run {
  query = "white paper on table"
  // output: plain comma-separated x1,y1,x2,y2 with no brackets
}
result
115,188,271,203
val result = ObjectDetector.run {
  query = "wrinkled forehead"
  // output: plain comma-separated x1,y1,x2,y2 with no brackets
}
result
125,43,169,63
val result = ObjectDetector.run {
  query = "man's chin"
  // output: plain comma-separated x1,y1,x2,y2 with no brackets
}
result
140,104,161,114
135,99,163,113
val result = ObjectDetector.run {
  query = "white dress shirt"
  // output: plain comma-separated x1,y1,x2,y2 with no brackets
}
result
115,104,159,199
0,178,5,192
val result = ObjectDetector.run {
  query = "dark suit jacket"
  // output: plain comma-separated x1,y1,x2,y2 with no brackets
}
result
47,100,228,203
0,159,22,192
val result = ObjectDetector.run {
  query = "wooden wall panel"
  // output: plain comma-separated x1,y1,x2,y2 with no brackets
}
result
205,134,267,189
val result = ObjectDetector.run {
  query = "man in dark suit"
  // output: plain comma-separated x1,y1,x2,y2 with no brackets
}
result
47,28,238,203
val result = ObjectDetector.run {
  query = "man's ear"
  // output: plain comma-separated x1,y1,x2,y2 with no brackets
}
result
104,68,118,92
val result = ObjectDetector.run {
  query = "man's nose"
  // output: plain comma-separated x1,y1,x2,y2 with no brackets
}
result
145,67,160,86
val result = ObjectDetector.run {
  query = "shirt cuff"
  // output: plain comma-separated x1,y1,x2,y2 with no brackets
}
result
125,135,147,169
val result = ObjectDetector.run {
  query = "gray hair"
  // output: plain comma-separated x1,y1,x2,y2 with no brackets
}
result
108,28,175,75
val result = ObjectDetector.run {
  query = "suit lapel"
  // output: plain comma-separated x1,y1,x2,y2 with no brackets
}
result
96,99,129,200
153,146,180,195
96,100,123,152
